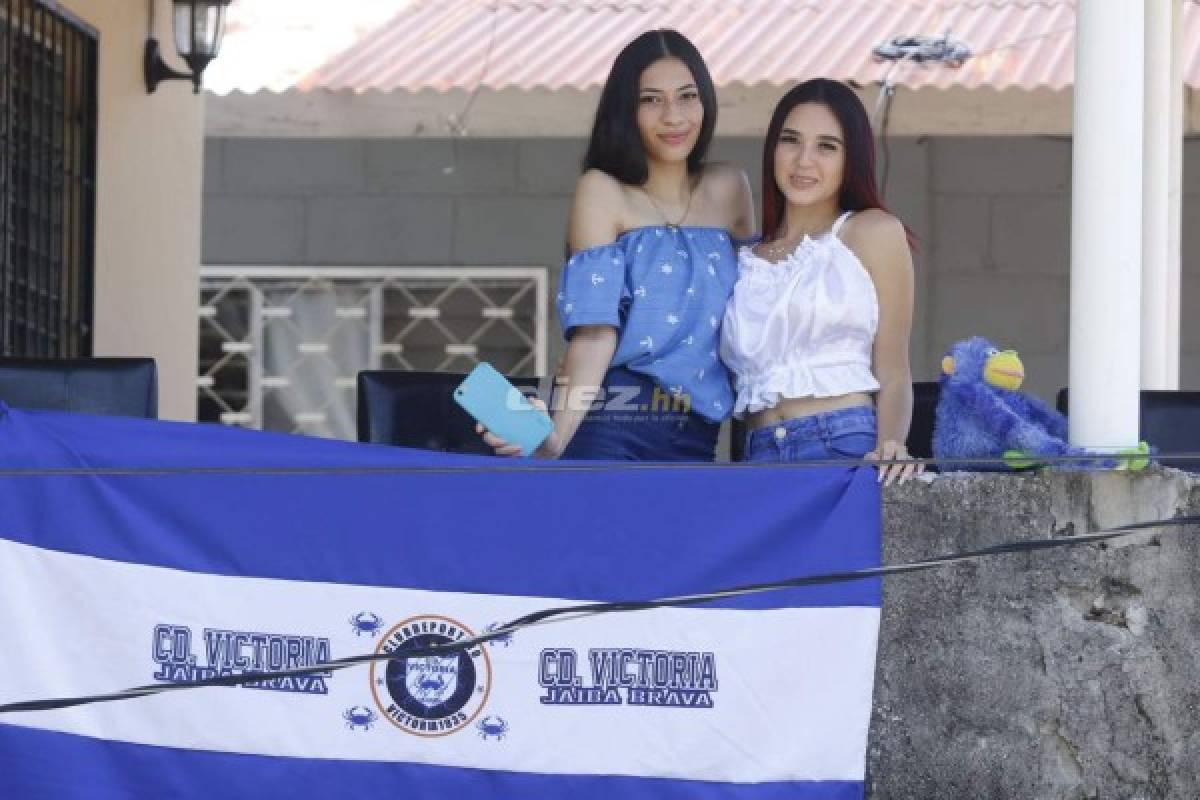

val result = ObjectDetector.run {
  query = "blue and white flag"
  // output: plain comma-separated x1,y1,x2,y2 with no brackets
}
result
0,404,881,799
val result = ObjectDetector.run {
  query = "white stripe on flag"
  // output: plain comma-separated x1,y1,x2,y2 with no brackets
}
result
0,538,879,783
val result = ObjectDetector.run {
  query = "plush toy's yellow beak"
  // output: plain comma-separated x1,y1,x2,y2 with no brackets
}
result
941,356,955,376
984,350,1025,391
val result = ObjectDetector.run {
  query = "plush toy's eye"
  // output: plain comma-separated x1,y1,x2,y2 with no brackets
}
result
985,348,999,357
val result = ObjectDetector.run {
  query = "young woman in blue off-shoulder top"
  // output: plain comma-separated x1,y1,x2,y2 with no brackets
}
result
482,30,754,461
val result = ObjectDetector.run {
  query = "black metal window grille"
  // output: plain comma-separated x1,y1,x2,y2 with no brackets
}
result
0,0,97,357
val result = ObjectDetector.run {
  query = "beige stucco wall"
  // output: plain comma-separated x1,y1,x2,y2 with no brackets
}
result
61,0,204,420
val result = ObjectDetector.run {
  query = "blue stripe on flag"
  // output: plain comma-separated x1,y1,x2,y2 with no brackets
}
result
0,408,881,609
0,724,865,800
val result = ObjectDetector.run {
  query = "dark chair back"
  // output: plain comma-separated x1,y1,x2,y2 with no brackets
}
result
1057,388,1200,472
907,381,941,462
730,417,747,462
0,357,158,418
357,370,540,453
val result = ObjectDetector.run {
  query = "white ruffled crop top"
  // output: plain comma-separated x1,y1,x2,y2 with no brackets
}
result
720,210,880,417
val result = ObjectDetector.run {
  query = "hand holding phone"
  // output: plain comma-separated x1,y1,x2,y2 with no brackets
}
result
454,363,554,457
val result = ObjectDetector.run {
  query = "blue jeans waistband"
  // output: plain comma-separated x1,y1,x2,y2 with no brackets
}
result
744,406,877,463
746,406,877,445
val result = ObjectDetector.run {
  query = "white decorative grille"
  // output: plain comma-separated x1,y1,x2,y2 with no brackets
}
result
198,267,548,440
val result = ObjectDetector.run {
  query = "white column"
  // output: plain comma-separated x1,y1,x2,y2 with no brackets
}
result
1069,0,1144,449
1141,0,1183,389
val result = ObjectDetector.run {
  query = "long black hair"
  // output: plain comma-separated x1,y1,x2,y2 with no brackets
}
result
582,29,717,185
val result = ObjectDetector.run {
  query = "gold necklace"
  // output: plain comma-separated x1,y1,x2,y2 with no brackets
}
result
641,179,694,229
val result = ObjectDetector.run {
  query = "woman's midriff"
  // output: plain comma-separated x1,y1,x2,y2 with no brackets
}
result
744,392,874,431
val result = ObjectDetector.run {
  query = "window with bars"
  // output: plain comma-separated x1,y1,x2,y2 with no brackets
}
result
0,0,97,357
198,267,548,440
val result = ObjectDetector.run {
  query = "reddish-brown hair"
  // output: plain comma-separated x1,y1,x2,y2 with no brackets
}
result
761,79,909,244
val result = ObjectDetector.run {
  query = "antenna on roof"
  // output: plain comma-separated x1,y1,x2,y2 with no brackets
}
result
872,32,972,69
870,30,973,123
870,31,972,195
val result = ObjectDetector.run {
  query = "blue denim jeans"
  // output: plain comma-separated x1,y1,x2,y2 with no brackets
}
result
744,406,877,463
560,367,720,462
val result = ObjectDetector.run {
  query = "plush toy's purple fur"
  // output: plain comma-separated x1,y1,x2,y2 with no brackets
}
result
932,336,1112,471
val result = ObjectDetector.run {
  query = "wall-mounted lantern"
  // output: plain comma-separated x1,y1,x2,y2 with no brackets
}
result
144,0,232,94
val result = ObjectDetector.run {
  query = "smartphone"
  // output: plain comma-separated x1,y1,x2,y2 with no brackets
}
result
454,363,553,457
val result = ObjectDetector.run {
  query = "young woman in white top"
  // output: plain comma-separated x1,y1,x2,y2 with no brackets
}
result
720,79,922,485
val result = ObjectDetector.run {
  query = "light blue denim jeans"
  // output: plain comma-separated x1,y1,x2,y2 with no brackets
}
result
744,406,877,463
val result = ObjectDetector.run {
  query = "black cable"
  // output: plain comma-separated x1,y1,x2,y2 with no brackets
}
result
0,447,1192,477
3,514,1196,715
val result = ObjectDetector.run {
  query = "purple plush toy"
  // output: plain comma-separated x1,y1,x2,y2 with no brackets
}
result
931,337,1148,471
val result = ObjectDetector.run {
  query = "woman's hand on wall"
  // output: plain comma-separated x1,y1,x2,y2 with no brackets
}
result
866,439,922,486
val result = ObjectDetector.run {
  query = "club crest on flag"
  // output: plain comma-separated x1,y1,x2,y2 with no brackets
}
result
405,655,458,707
369,615,492,737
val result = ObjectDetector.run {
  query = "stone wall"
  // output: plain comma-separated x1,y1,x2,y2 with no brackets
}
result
872,467,1200,798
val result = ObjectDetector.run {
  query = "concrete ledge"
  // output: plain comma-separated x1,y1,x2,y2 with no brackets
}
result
871,467,1200,798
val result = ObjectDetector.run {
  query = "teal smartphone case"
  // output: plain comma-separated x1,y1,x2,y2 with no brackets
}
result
454,363,553,457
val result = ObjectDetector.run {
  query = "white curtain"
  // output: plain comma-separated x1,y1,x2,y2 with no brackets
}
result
262,284,369,439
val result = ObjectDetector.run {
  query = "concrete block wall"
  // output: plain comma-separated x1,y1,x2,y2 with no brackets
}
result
925,137,1074,399
927,137,1200,399
203,135,1200,403
203,138,576,270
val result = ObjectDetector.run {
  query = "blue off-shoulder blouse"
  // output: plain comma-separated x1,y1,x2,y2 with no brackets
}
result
555,225,739,422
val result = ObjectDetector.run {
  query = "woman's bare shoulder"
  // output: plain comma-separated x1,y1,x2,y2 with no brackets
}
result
575,168,626,201
569,169,627,251
848,208,903,233
844,209,906,249
698,162,754,234
842,209,911,280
